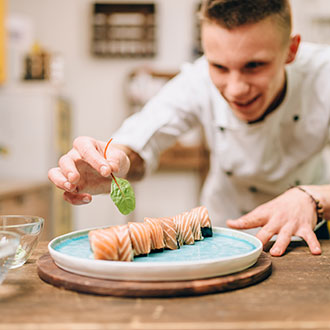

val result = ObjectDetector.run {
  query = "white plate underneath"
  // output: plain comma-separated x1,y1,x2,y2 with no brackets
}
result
48,226,262,282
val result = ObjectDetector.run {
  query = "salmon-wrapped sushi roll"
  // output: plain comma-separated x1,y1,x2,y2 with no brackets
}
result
110,225,134,261
144,217,165,251
88,228,119,261
158,217,179,250
128,222,151,256
173,213,194,246
192,206,213,237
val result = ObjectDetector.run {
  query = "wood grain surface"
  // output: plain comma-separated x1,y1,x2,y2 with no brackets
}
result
37,252,272,297
1,241,330,330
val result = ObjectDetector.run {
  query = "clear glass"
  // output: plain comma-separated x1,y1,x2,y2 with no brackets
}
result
0,215,44,268
0,231,20,284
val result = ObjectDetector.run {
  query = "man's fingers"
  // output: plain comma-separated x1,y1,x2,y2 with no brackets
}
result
73,137,111,177
255,225,277,247
106,147,130,177
269,228,293,256
48,167,76,192
227,211,266,229
63,191,92,205
299,229,322,255
58,151,81,185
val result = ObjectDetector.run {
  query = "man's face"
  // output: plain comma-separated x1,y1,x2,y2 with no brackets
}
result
202,18,296,122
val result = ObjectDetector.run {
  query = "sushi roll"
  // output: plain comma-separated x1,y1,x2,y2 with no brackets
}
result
144,217,165,252
128,221,151,256
173,212,194,246
158,217,179,250
88,206,213,262
192,206,213,237
110,225,134,261
88,228,119,261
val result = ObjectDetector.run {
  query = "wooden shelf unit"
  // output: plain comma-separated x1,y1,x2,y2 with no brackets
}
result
92,3,156,58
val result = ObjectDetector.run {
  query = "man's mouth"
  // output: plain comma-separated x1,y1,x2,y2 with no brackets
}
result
231,94,261,108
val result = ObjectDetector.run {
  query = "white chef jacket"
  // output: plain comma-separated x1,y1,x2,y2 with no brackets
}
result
113,42,330,227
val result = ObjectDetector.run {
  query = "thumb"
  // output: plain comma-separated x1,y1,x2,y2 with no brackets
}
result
107,148,130,178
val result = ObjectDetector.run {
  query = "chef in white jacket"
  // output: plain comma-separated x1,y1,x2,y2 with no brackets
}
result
48,0,330,256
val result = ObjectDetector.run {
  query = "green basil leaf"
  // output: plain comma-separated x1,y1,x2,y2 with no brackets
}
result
110,176,135,215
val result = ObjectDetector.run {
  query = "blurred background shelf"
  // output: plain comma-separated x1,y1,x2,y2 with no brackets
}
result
158,142,209,182
92,3,156,58
0,180,51,240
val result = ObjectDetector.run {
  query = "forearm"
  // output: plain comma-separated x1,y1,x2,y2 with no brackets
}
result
300,185,330,220
111,143,145,181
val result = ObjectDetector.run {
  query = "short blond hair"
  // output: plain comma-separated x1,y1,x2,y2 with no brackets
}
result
200,0,292,41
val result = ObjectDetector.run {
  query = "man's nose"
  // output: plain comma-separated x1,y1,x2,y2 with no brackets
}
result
225,72,250,99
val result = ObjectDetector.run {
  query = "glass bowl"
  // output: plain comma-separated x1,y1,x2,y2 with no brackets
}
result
0,231,20,284
0,215,44,268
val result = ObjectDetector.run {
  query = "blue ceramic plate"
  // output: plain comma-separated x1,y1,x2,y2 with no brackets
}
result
48,227,262,281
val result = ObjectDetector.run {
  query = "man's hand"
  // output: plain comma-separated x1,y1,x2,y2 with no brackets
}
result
227,187,322,256
48,136,130,205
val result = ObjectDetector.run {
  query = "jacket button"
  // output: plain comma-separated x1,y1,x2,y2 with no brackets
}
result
225,171,233,176
219,126,225,132
249,186,258,193
293,115,300,121
295,180,301,185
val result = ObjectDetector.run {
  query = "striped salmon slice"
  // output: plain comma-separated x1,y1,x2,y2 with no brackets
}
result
158,217,178,250
192,206,213,237
88,228,119,261
185,210,203,241
128,222,151,256
173,213,194,246
110,225,134,261
144,217,165,250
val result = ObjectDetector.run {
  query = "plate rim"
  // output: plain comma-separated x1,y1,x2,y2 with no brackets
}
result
48,226,262,281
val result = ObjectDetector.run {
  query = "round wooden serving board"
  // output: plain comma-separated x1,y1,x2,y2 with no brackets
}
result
37,252,271,298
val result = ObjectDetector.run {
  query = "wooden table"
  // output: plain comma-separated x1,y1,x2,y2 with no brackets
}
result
1,241,330,330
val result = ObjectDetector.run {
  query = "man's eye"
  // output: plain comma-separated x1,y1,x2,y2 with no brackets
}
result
213,64,228,72
246,62,264,69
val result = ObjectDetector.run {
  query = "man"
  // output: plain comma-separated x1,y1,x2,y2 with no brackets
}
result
48,0,330,256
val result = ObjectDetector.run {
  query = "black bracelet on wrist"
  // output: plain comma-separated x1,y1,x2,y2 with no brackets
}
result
295,186,324,224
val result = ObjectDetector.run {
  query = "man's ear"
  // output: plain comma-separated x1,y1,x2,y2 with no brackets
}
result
286,34,301,64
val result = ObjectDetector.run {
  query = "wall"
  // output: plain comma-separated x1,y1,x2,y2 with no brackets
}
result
291,0,330,44
0,0,5,83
